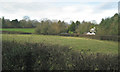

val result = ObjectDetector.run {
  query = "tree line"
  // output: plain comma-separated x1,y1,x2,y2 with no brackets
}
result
1,16,39,28
0,13,119,35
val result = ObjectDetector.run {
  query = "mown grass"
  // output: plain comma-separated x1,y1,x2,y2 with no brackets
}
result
2,34,118,54
0,28,35,33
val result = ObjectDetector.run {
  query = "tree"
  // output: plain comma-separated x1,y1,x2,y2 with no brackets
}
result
96,13,118,35
0,18,2,28
68,21,76,32
2,17,6,28
5,19,12,28
76,21,92,34
11,19,19,28
31,19,40,27
35,20,51,34
23,16,30,21
35,20,68,35
19,20,26,28
75,21,80,26
58,20,68,33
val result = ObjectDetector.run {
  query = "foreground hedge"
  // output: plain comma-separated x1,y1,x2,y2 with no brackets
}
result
2,40,118,70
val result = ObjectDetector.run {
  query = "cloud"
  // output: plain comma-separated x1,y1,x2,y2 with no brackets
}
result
0,0,119,2
0,2,54,14
0,2,118,24
99,2,117,10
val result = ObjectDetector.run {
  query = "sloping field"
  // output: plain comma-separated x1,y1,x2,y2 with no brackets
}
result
2,34,118,54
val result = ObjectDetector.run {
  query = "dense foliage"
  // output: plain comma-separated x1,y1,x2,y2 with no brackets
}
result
96,13,119,35
35,20,68,35
1,16,39,28
75,21,97,34
2,40,118,70
1,13,119,35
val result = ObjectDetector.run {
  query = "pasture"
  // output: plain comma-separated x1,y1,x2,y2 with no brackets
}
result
2,34,118,54
1,28,35,33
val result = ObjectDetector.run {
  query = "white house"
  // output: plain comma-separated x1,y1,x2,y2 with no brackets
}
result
86,27,96,35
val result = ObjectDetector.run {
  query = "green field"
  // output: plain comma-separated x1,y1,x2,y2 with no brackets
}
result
2,34,118,54
1,28,35,33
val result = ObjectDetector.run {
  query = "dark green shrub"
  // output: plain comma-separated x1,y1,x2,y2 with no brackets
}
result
2,40,118,70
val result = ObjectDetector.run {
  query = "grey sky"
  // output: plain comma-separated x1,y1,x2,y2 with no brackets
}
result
0,1,118,24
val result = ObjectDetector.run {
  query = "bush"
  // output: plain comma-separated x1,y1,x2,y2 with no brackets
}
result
2,40,118,70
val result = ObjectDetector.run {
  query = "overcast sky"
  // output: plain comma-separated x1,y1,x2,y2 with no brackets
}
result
0,0,119,24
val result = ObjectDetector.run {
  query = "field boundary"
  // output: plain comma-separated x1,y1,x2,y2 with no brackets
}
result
2,30,120,42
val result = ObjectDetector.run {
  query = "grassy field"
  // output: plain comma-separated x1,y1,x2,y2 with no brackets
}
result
2,34,118,54
0,28,35,33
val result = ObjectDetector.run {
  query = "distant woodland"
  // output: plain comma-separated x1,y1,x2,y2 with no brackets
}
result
0,13,119,35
